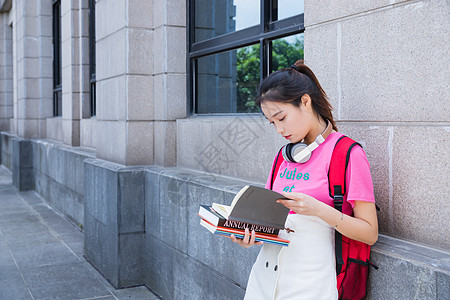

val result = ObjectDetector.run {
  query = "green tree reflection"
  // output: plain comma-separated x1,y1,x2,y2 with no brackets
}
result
236,37,304,113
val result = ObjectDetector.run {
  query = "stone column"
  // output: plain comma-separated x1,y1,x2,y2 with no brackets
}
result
12,0,53,139
153,0,187,167
79,0,96,148
96,0,154,166
60,0,82,146
0,12,13,131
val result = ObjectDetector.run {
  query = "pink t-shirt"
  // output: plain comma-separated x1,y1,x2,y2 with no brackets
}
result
265,132,375,215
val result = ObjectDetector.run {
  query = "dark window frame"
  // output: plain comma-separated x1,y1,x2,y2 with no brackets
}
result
187,0,304,115
52,0,62,117
89,0,96,117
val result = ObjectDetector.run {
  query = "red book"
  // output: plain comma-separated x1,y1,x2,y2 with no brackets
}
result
199,218,290,247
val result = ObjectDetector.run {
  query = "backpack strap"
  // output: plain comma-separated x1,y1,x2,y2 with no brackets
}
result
270,147,284,190
328,136,361,275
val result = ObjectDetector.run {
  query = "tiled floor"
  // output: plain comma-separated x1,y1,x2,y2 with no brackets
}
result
0,165,159,300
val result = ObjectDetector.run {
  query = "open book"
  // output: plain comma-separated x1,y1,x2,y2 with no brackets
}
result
212,185,290,230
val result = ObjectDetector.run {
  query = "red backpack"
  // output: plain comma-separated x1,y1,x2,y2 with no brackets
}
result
270,136,378,300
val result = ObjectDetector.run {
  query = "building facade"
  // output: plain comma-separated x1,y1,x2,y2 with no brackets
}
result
0,0,449,298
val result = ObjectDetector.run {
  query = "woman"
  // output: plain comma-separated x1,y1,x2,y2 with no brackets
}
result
229,61,378,299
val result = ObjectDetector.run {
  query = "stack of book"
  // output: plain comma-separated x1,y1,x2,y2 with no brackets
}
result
198,185,291,247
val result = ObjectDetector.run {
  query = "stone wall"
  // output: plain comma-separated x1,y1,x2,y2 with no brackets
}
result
0,131,94,226
304,0,450,251
84,159,145,288
32,140,95,226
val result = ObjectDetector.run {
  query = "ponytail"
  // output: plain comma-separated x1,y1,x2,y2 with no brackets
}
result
256,60,338,131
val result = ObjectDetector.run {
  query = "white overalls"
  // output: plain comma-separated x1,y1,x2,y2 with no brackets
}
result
244,213,338,300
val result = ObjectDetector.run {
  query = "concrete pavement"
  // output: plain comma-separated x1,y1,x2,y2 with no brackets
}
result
0,165,159,300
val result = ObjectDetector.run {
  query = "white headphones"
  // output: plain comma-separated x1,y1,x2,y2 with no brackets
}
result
282,121,332,163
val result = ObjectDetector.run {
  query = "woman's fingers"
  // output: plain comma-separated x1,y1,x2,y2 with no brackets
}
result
228,229,263,248
249,228,256,244
242,228,250,244
278,192,306,214
229,234,237,243
281,191,305,200
276,198,297,211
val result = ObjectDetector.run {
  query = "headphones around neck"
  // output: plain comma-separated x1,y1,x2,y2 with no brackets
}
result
282,121,333,163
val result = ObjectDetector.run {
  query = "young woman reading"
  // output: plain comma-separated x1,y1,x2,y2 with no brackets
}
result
228,61,378,299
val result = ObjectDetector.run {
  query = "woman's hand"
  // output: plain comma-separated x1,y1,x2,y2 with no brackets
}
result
277,192,327,217
278,192,379,245
227,228,264,248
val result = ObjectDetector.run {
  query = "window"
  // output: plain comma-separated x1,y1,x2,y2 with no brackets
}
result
189,0,304,114
89,0,96,117
52,0,62,116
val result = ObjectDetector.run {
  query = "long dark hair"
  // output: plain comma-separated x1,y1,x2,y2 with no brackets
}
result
256,60,337,131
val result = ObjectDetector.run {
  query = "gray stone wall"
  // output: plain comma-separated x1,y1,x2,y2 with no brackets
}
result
369,235,450,299
0,131,94,226
304,0,450,251
84,159,146,288
32,140,95,226
177,115,283,183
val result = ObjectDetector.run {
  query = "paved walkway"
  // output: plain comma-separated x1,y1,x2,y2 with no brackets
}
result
0,165,159,300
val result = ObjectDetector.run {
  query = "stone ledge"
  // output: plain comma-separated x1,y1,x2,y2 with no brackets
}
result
0,132,95,225
368,233,449,298
367,232,449,299
84,158,146,288
145,165,262,194
373,235,450,273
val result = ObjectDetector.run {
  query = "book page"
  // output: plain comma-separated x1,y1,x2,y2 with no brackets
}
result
230,185,250,210
211,203,231,219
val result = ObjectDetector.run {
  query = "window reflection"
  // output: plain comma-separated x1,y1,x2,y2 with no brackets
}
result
191,0,304,114
196,45,260,114
274,0,304,21
270,33,304,72
195,0,260,43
